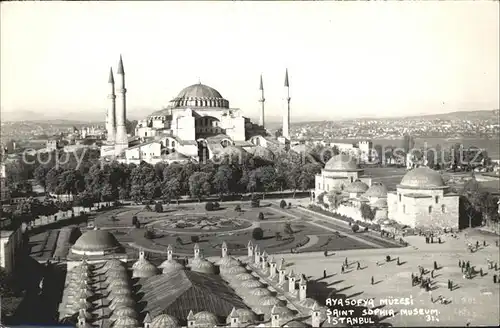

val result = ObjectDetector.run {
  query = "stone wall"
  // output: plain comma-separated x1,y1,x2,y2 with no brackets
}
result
414,195,459,230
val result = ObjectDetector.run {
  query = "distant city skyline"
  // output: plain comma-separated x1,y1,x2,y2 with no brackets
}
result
1,1,499,122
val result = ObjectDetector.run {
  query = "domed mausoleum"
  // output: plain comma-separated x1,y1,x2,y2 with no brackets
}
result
313,154,372,201
387,167,459,230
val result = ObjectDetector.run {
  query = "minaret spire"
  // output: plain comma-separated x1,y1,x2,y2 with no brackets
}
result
258,74,265,128
114,55,128,155
106,67,116,144
283,68,291,139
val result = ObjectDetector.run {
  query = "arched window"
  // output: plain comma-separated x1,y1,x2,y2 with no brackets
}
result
171,141,175,148
435,196,439,204
441,205,446,213
350,177,353,183
399,194,402,202
402,205,406,214
428,206,432,214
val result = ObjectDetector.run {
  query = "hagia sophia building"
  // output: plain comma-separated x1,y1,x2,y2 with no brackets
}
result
101,56,292,164
58,227,346,328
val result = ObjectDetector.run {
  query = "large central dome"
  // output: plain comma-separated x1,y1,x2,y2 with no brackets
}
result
177,83,223,99
170,83,229,109
399,167,446,189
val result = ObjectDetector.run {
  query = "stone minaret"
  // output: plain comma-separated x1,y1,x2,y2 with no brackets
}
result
106,67,116,144
299,276,307,301
259,74,265,128
114,55,128,154
271,305,280,327
288,270,296,294
283,68,291,139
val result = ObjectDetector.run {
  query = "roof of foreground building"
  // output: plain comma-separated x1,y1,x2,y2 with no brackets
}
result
136,269,250,320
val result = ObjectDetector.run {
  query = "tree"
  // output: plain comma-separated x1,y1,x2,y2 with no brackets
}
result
234,204,242,212
360,203,375,221
275,232,282,241
154,202,163,213
189,172,211,201
161,178,181,204
252,227,264,240
132,216,138,226
327,192,342,209
212,165,233,199
280,200,287,209
191,235,200,243
258,212,265,220
205,202,214,211
258,166,277,198
352,224,360,232
33,165,50,192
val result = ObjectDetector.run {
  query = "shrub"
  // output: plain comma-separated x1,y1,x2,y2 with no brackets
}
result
132,216,138,226
135,221,141,228
214,202,220,209
352,224,360,232
252,227,264,240
154,202,163,213
144,204,152,211
234,205,242,212
258,212,265,220
364,226,368,232
205,202,214,211
191,235,200,243
144,230,154,239
280,200,287,209
251,199,260,208
275,232,282,241
176,236,183,245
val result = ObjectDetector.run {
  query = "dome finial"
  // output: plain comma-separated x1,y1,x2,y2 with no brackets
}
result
198,77,201,84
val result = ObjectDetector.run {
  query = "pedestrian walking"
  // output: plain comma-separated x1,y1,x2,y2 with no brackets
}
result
476,241,480,248
345,257,348,267
341,265,345,274
371,276,374,285
447,279,451,290
480,268,483,276
438,237,442,244
397,257,400,265
459,259,462,268
357,262,361,270
494,274,497,284
466,261,470,270
434,261,438,270
431,270,434,278
483,240,487,247
323,269,327,279
495,262,498,271
324,250,328,257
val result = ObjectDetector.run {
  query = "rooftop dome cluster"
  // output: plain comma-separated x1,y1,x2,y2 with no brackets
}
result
59,261,95,321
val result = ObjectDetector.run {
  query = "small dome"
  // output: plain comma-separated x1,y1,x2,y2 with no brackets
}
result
249,288,272,297
224,265,246,275
239,279,264,289
108,288,132,299
258,295,283,307
109,295,134,310
216,256,241,268
364,183,388,198
324,154,360,171
111,307,138,320
298,298,320,309
372,198,388,208
107,279,129,290
106,270,129,280
193,311,219,326
235,273,254,281
132,259,158,278
190,259,216,274
399,167,446,189
112,315,139,328
151,314,180,328
225,309,257,324
104,259,125,270
261,305,293,320
72,230,122,254
345,180,369,193
159,259,184,274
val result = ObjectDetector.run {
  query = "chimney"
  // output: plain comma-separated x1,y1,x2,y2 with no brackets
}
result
278,269,286,284
194,243,200,259
139,249,146,260
187,310,196,327
167,245,173,261
311,303,321,328
222,241,228,258
261,250,268,270
254,247,261,266
228,307,239,327
143,312,152,328
247,240,254,258
288,270,296,294
299,277,307,301
271,305,280,327
269,257,277,278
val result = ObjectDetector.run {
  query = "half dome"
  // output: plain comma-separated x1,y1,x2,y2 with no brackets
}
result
399,167,446,189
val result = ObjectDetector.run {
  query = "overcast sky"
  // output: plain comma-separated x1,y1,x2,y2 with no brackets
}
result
1,1,499,122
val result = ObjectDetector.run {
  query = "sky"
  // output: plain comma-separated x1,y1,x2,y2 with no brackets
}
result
1,1,499,122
